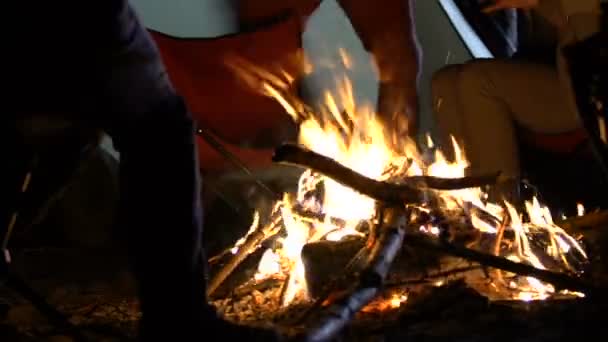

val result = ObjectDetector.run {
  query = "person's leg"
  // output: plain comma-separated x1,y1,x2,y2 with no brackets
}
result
431,64,468,162
85,2,281,340
433,59,581,179
92,4,210,336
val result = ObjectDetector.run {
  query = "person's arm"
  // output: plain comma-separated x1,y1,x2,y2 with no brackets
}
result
337,0,422,137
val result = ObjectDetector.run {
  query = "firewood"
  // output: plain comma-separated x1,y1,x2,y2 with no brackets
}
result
404,234,600,296
272,144,500,205
293,209,407,342
207,213,283,297
209,246,270,300
384,266,482,289
404,174,501,191
231,276,285,300
301,237,366,299
291,204,347,228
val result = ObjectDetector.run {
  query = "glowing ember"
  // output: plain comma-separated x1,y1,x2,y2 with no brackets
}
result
361,291,409,313
225,51,588,308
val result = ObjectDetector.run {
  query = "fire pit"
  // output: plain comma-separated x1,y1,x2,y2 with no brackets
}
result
205,54,605,341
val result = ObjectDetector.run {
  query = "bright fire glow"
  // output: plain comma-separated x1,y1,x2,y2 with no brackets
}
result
228,51,588,307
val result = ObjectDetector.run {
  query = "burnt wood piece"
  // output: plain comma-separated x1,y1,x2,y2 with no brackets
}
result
301,237,366,299
207,212,283,297
209,246,269,300
404,234,599,296
272,144,499,205
403,174,501,191
294,213,407,342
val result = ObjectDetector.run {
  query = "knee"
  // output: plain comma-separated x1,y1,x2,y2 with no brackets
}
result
458,59,497,95
431,65,462,97
431,64,463,115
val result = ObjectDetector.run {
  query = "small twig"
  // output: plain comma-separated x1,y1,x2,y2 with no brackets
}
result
195,123,279,200
494,213,510,256
279,272,292,307
231,276,285,300
493,212,510,284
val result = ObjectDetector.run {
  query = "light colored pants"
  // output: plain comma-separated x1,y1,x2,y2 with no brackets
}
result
431,59,581,179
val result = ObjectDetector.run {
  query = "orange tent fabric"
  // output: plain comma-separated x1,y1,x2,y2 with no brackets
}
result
149,6,319,173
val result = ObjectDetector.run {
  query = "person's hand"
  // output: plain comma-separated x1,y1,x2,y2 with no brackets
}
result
481,0,539,13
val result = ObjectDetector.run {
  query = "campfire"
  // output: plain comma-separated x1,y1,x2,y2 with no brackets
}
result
207,52,595,340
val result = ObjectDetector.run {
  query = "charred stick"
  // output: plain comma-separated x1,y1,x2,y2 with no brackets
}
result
274,144,423,204
231,277,285,300
404,173,500,191
385,265,482,288
291,204,347,227
295,212,407,342
207,214,283,297
273,144,499,205
405,234,598,295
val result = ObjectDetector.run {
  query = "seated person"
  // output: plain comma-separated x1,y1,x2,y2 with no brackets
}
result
431,0,602,202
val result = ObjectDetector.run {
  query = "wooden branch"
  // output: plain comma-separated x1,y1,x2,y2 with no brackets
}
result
291,204,347,228
231,276,284,299
385,266,482,289
207,213,283,297
273,144,422,204
403,173,500,191
273,144,499,205
294,211,407,342
404,234,599,296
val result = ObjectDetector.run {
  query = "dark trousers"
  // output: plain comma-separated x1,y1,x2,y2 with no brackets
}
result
5,1,214,338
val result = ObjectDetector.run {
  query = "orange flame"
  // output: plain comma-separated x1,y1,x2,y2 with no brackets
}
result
230,50,588,306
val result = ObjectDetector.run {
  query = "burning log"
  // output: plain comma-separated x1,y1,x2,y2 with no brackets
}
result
301,237,366,299
272,144,499,205
293,208,407,342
